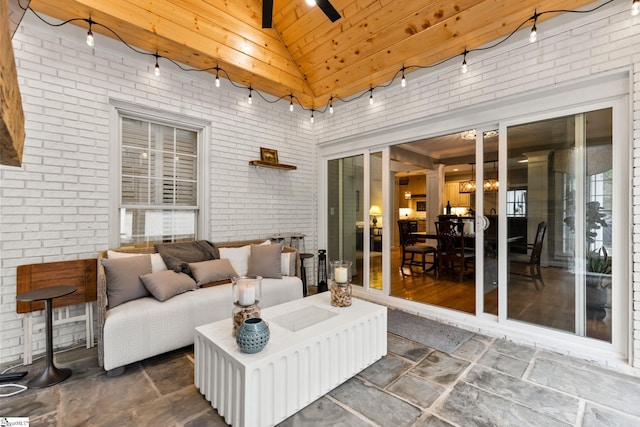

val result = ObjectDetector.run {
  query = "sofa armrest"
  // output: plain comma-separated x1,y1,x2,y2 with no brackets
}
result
97,251,107,367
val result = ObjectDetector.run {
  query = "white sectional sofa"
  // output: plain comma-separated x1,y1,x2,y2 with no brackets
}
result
97,239,303,374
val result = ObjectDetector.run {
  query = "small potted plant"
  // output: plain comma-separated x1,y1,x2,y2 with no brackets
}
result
564,201,611,320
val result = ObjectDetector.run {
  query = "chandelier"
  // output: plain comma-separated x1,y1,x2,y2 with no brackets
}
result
458,162,499,193
460,129,499,140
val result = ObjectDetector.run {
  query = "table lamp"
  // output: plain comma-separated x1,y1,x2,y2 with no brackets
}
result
369,205,382,226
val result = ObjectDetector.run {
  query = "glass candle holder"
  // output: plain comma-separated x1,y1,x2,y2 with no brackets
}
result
330,260,352,285
232,276,262,306
232,276,263,336
329,260,352,307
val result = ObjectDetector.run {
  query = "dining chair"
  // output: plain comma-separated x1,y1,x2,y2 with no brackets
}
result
435,220,475,282
398,220,436,276
510,221,547,289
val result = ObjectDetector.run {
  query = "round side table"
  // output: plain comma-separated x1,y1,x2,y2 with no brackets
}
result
16,285,77,388
299,253,314,297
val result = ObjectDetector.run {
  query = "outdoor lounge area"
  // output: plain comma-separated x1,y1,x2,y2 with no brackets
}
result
2,0,640,425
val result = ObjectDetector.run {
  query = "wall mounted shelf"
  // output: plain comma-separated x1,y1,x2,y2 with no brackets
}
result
249,160,297,170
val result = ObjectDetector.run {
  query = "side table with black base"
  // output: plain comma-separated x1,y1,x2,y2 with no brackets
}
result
16,285,77,388
299,253,314,297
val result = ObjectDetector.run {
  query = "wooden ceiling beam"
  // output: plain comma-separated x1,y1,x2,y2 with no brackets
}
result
29,0,316,103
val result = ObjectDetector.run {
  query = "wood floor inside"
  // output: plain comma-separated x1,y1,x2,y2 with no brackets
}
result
357,247,612,343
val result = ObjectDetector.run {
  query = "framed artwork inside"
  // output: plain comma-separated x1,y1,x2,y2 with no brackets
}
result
260,147,279,164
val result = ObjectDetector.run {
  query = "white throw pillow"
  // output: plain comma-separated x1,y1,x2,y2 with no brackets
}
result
107,250,168,273
281,252,296,276
218,245,251,276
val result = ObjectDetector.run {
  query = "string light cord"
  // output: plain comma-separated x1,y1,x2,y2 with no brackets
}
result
19,0,617,118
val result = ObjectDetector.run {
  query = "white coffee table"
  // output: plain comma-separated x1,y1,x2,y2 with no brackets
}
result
194,292,387,427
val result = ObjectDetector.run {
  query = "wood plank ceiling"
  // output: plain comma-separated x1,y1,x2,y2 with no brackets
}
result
28,0,598,109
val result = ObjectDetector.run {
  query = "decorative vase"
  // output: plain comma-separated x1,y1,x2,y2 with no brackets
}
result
236,318,270,354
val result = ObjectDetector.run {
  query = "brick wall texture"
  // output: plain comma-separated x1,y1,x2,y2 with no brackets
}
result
1,2,639,369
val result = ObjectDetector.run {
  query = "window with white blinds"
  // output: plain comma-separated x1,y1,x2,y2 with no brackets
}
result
119,117,199,245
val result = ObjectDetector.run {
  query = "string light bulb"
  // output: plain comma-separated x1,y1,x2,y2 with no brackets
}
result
214,68,220,87
289,95,294,112
154,53,160,76
633,0,640,16
310,109,315,123
529,11,538,43
401,66,406,88
86,19,94,47
329,97,334,114
461,50,468,74
247,87,253,104
369,87,374,105
305,0,316,6
529,24,537,43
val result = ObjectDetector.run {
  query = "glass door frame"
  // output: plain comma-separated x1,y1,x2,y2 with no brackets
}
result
320,148,390,295
496,98,629,356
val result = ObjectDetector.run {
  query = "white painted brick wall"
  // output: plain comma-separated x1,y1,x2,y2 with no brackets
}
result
0,13,316,366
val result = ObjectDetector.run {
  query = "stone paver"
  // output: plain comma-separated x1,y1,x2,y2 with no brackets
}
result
477,348,530,378
411,351,470,386
359,354,413,388
329,377,422,427
464,365,579,424
435,382,571,427
582,403,640,427
387,373,444,409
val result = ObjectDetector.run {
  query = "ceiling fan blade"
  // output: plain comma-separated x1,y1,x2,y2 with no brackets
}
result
316,0,341,22
262,0,273,28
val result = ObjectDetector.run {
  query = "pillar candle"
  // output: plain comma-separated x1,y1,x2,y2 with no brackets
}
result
335,267,348,283
238,283,255,306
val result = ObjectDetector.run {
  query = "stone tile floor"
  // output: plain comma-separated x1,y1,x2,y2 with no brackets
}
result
2,331,640,426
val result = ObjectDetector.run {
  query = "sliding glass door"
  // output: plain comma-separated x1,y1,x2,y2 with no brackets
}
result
327,155,364,286
369,152,383,290
505,108,613,342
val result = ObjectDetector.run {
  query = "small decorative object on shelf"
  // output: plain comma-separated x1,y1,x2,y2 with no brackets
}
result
232,276,263,336
260,147,279,164
248,147,297,170
329,260,352,307
236,318,270,354
317,249,328,293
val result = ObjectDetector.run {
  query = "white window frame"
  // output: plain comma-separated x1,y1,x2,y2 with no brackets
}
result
109,100,210,247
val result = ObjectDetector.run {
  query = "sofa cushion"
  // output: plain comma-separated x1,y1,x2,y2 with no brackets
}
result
188,259,238,287
101,255,152,308
219,245,251,276
281,252,296,277
140,270,197,301
155,240,219,274
107,250,168,273
247,243,283,279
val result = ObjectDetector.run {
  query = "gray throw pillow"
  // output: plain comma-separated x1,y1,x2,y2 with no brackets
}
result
247,243,283,279
189,259,238,287
139,270,197,301
102,255,152,309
